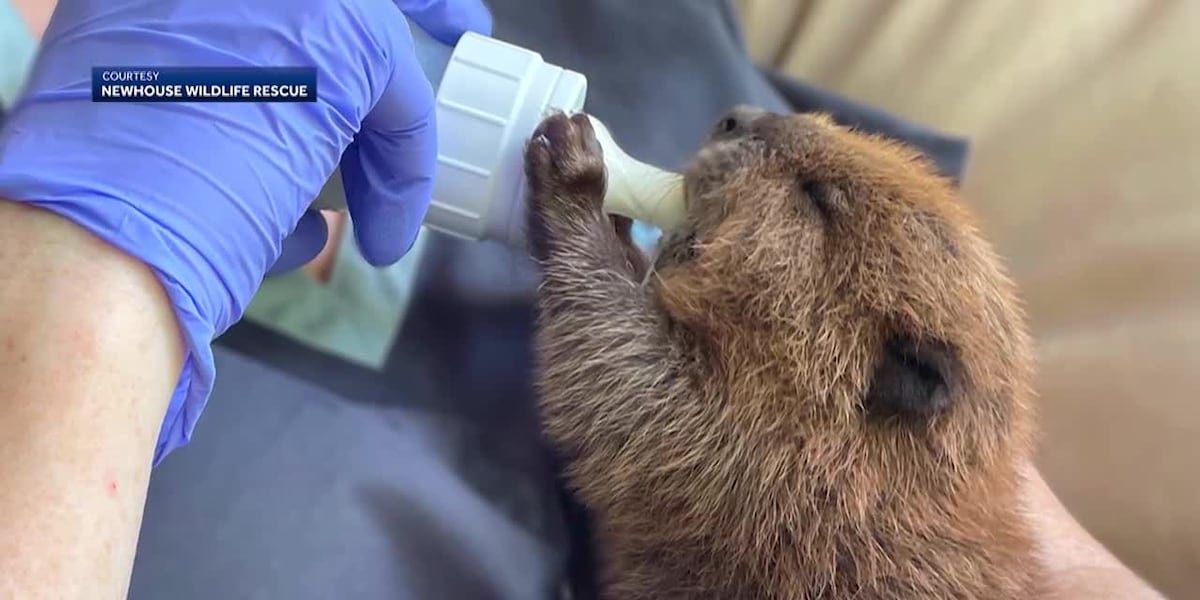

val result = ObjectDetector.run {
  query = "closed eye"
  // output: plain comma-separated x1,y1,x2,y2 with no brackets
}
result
800,180,836,222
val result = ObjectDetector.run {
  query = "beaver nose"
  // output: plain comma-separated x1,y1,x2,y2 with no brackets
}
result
711,105,772,141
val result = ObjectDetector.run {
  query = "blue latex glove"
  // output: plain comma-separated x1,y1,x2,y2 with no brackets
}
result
0,0,491,463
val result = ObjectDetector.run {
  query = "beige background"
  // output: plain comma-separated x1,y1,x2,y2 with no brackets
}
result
737,1,1199,597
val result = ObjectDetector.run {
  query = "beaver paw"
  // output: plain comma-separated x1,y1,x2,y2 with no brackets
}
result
525,111,607,222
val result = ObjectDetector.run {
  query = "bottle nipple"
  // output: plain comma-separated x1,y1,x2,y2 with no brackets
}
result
587,116,687,233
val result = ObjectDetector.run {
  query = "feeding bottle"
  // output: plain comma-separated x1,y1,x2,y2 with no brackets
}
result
310,24,686,247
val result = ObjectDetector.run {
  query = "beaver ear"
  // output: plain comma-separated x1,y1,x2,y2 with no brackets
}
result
865,334,960,419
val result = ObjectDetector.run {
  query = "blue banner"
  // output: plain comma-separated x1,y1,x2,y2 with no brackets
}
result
91,67,317,102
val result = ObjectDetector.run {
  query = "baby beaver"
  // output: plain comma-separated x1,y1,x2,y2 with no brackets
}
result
525,109,1040,599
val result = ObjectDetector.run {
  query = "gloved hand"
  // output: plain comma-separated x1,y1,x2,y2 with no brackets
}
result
0,0,491,463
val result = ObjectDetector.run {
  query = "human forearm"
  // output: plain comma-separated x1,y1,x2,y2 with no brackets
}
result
1023,465,1166,600
0,200,183,599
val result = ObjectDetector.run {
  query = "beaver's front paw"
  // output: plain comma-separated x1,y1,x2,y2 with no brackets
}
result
525,112,606,209
524,113,607,251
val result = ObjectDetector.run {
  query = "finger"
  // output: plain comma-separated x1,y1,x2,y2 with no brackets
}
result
393,0,493,44
340,21,436,266
266,209,329,276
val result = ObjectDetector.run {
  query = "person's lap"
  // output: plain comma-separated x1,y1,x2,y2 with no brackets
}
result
130,346,568,599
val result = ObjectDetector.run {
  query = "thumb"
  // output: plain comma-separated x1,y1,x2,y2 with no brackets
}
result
339,21,437,266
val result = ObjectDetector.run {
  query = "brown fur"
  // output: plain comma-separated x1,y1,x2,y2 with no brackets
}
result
525,110,1040,599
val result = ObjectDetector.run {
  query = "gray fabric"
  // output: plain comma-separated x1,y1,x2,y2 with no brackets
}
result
130,1,969,599
130,348,564,600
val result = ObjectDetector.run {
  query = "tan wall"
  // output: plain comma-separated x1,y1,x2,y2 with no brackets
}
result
736,1,1199,597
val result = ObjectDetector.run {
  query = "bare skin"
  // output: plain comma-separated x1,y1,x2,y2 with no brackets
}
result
13,0,53,38
1021,465,1165,600
0,200,183,599
524,112,1163,599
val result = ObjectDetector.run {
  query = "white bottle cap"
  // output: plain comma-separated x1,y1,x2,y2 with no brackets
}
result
426,32,587,247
